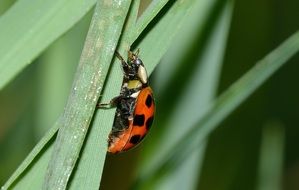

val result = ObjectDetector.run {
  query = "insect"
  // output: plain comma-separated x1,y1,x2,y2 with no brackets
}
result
98,50,155,154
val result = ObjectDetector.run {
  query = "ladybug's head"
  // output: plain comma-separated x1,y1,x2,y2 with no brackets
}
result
128,50,148,84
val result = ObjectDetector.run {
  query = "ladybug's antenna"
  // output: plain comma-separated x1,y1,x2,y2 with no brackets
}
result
115,51,130,69
115,51,125,62
135,48,140,57
128,49,140,61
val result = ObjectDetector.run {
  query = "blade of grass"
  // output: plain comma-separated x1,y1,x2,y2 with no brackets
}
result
42,1,132,189
132,30,299,188
67,1,141,189
8,139,54,190
149,0,217,94
134,0,201,74
0,0,96,90
133,0,169,41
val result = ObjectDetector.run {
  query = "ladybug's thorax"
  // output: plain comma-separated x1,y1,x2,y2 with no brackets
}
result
126,80,142,89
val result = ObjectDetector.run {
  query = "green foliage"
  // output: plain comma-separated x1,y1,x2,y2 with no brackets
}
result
0,0,96,90
0,0,299,190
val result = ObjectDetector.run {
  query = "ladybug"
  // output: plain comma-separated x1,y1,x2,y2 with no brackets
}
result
98,50,155,154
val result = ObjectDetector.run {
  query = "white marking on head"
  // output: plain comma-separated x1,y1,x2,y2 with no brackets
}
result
138,65,148,84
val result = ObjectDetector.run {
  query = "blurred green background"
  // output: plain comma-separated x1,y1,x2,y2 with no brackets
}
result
1,0,299,190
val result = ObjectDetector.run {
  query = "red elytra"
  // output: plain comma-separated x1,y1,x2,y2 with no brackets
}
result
108,87,155,154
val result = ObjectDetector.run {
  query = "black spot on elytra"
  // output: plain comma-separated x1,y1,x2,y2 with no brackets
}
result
133,114,145,126
145,94,152,108
130,135,141,144
145,116,154,130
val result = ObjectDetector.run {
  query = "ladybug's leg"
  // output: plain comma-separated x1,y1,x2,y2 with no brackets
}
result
115,51,129,68
115,51,125,62
97,95,123,109
115,51,131,79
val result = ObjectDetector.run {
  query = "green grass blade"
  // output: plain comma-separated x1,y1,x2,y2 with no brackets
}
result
134,0,200,74
42,1,132,189
133,30,299,187
7,141,54,190
0,0,96,90
133,0,169,41
67,1,141,189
